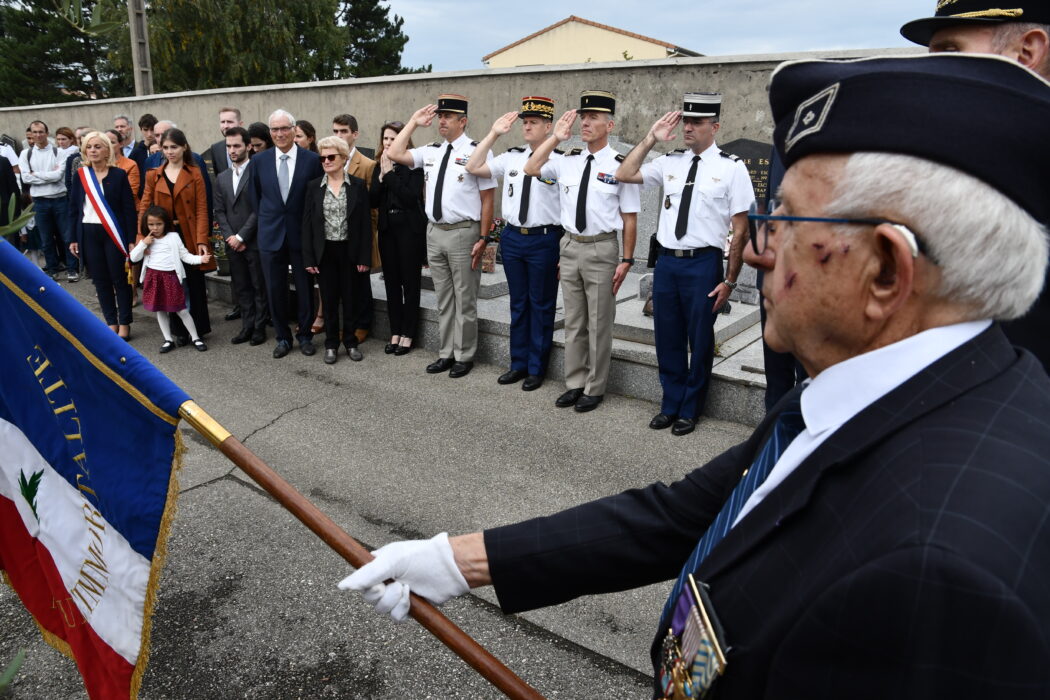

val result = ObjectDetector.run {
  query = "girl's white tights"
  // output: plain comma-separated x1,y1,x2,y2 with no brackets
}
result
156,309,200,342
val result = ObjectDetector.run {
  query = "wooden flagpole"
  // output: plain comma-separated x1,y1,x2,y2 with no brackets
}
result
178,400,545,700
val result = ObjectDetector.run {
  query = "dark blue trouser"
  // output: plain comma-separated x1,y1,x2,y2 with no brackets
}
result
501,225,562,376
34,196,76,273
81,223,131,325
260,244,313,344
654,250,722,419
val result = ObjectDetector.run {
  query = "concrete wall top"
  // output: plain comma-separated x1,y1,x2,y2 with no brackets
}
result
2,47,921,156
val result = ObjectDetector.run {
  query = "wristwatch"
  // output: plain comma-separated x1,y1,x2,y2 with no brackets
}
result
723,279,738,290
621,257,635,265
483,235,495,243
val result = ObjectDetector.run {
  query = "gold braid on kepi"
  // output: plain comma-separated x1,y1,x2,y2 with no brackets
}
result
901,0,1048,45
579,90,616,114
519,96,554,120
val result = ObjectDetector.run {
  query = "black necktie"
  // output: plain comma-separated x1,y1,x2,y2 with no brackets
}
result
675,155,700,240
576,154,593,233
432,143,452,222
517,174,533,225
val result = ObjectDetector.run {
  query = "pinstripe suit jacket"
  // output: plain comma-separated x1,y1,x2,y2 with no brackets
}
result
485,324,1050,698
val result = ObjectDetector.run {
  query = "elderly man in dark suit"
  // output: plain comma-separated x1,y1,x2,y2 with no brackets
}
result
213,126,266,346
249,109,324,358
338,55,1050,699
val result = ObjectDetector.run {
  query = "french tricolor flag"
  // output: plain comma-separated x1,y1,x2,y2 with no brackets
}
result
0,241,189,699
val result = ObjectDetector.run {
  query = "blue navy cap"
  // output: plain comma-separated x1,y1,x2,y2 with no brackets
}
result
770,54,1050,223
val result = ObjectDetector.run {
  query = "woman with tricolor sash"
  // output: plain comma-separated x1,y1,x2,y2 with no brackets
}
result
67,130,137,339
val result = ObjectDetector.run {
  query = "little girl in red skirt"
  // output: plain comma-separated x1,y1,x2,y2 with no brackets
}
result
130,206,213,353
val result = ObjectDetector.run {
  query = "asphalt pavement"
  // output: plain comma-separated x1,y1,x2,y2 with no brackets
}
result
1,277,753,699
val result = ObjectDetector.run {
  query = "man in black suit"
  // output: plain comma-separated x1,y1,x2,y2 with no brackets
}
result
213,126,265,347
249,109,323,359
209,106,243,178
339,56,1050,698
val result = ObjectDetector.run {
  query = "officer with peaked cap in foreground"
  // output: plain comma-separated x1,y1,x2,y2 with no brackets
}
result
340,54,1050,699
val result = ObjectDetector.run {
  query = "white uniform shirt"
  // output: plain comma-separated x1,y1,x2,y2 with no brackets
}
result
540,144,640,235
488,146,561,227
640,141,755,250
734,319,992,526
19,144,67,197
410,133,496,224
0,143,18,170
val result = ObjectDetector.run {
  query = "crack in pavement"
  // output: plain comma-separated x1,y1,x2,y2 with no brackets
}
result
240,400,316,445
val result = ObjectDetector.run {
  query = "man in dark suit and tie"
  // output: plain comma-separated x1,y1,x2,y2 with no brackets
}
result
213,126,266,347
338,56,1050,698
249,109,323,358
209,106,243,178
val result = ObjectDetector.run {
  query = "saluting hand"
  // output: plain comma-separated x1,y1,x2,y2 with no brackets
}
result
650,111,682,143
554,110,577,142
491,111,518,136
412,104,437,128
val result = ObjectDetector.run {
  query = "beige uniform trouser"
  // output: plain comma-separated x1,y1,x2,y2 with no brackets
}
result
559,233,620,396
426,221,482,362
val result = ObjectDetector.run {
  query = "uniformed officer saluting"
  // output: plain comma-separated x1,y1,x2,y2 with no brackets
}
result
385,94,497,379
524,91,641,413
617,94,754,435
466,96,562,392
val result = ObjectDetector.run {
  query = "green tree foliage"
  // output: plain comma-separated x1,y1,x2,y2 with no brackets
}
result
0,0,128,105
338,0,430,77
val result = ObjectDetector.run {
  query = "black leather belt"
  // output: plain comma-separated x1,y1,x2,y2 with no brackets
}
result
505,224,563,236
659,246,721,258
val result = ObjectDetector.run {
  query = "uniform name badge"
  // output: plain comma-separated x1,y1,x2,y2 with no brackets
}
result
658,574,728,700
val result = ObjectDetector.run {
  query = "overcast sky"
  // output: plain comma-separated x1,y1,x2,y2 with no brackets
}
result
386,0,927,72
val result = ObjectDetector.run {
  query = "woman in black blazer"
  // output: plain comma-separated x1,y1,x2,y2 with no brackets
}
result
371,121,426,355
302,136,372,364
67,131,137,339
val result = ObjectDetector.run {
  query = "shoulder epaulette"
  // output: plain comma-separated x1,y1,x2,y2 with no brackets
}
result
470,140,479,147
553,148,565,155
669,148,688,155
614,153,626,163
566,148,583,156
507,146,526,153
720,150,740,161
427,142,441,148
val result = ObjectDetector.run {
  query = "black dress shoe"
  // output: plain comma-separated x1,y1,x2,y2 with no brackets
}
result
671,418,697,436
231,329,252,345
273,340,291,359
574,394,604,413
498,369,527,385
250,329,266,346
225,307,242,321
522,375,544,391
555,388,584,408
448,361,473,378
384,343,397,354
649,413,675,430
426,357,455,374
299,339,316,356
347,346,363,361
394,343,412,356
324,348,338,364
159,340,175,354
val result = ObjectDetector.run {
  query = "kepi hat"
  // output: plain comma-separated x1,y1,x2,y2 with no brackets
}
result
579,90,616,114
436,94,468,114
683,93,721,118
519,96,555,120
901,1,1050,46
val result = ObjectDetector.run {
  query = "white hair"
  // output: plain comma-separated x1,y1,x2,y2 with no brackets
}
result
825,151,1047,321
268,109,296,127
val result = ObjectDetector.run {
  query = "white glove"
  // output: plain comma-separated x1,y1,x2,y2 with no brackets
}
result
338,532,470,622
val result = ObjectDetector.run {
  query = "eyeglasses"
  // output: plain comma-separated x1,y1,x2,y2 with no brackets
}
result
269,125,294,133
320,154,342,163
747,200,931,261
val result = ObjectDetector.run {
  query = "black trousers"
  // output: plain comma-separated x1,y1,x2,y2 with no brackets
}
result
318,240,358,350
349,260,373,333
170,265,211,339
81,223,132,325
228,244,268,333
757,269,806,410
378,218,425,339
260,244,313,344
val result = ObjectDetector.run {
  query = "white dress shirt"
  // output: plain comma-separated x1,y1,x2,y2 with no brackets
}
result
539,144,640,235
274,144,298,181
410,133,496,224
640,141,755,250
489,146,561,228
734,319,992,525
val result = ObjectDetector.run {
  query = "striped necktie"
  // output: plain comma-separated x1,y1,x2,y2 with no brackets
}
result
658,391,806,629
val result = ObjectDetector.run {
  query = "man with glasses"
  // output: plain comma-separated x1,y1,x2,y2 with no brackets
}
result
339,55,1050,698
249,109,323,359
617,94,754,435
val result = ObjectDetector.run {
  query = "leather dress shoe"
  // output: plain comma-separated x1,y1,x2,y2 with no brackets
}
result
394,343,412,356
231,329,252,345
555,388,583,408
498,369,527,385
299,339,316,356
324,348,338,364
272,340,291,359
649,413,675,430
225,307,242,321
347,346,363,361
448,361,473,378
249,328,266,346
384,343,397,354
671,418,697,436
426,357,455,374
522,375,544,391
574,394,604,413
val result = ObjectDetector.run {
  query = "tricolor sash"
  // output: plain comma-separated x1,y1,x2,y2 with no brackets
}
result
78,167,128,258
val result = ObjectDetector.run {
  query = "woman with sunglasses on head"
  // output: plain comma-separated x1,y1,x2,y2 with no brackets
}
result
371,121,425,355
302,136,373,364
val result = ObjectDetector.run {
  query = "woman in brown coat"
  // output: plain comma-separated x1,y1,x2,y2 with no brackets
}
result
139,127,212,339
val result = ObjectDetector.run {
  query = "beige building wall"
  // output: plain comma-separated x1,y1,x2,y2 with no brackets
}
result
486,23,671,68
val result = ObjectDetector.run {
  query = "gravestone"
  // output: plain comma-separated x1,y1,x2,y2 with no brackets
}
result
721,138,774,305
